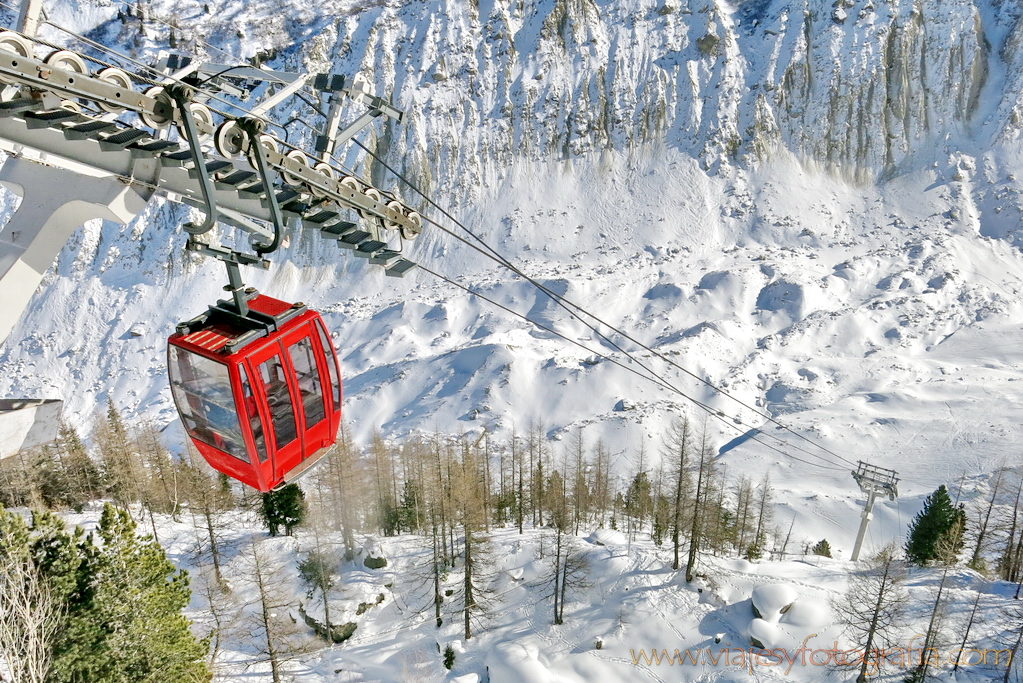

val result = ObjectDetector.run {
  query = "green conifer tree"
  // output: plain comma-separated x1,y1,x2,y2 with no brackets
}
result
443,644,456,669
260,483,307,537
89,504,211,682
811,539,833,558
397,479,425,533
0,504,211,683
53,421,103,511
96,399,139,508
905,485,966,566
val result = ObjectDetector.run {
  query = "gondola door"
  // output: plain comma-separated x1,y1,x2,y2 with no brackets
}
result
284,329,333,456
246,338,304,486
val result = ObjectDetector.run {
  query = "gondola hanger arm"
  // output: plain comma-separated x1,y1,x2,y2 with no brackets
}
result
168,82,218,235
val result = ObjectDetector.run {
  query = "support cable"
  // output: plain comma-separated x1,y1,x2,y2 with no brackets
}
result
417,263,847,473
420,231,846,470
355,153,851,469
354,138,861,469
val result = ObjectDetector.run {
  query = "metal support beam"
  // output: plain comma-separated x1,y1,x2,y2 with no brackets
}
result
316,89,347,161
184,238,271,317
16,0,44,37
333,108,382,149
0,157,151,345
224,259,248,316
0,398,61,459
239,116,286,255
851,487,878,563
249,73,309,117
849,460,899,562
0,52,418,233
168,82,218,234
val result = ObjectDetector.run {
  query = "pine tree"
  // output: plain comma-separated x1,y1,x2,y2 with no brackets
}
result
832,545,908,683
0,509,63,683
54,421,103,511
663,416,693,570
685,425,716,582
182,454,232,585
906,516,966,683
322,423,361,559
260,483,307,537
32,445,73,511
624,471,651,539
298,545,340,633
450,442,492,640
0,504,211,683
905,485,967,566
245,538,314,682
744,533,764,561
443,644,456,669
397,479,426,533
95,398,140,509
812,539,833,558
36,515,109,682
89,504,211,682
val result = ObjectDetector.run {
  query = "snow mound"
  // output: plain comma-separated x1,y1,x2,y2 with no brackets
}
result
756,279,805,316
485,641,564,683
781,596,831,628
726,559,757,573
586,529,626,546
747,618,784,649
751,583,798,622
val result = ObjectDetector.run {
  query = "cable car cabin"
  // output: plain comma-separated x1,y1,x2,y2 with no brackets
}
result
167,293,342,492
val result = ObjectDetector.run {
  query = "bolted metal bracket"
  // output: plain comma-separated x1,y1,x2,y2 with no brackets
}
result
185,238,269,317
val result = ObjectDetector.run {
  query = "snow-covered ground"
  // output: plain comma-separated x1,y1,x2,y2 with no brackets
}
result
61,502,1019,683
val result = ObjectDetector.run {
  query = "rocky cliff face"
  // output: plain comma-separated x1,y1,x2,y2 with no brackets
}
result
65,0,1020,191
294,0,1017,188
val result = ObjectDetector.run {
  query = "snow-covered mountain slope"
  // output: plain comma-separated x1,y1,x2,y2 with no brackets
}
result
4,0,1023,551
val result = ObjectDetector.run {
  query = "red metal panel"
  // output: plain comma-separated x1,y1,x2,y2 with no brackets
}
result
183,325,239,353
248,294,297,318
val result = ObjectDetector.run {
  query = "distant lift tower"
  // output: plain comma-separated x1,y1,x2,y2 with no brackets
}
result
850,461,900,562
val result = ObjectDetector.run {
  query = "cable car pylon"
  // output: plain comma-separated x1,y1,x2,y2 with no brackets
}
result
850,461,900,562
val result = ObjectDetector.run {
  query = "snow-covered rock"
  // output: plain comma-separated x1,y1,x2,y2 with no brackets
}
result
751,583,798,622
781,596,831,629
747,617,784,649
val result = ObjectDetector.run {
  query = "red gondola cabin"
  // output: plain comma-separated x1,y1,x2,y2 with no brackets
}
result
167,293,342,492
